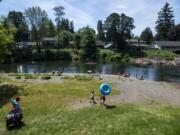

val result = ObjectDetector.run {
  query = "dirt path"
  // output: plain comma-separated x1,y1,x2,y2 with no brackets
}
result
101,75,180,106
70,74,180,109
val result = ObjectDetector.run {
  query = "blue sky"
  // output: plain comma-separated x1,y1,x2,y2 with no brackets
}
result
1,0,180,35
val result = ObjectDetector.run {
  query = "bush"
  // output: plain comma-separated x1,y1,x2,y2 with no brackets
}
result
144,50,176,60
44,50,55,61
41,74,51,80
56,50,72,60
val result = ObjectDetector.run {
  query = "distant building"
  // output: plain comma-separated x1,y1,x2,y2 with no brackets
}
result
154,41,180,52
127,39,151,50
16,42,37,49
42,37,57,49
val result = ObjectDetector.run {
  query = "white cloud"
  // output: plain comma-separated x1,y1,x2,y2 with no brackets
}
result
0,0,179,35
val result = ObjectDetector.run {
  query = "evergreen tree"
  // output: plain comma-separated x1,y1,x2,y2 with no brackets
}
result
48,19,56,37
140,27,154,44
155,2,175,40
69,21,74,33
168,24,180,41
97,20,105,41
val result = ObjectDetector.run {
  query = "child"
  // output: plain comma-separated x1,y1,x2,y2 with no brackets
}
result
90,91,96,104
11,96,21,113
100,94,106,105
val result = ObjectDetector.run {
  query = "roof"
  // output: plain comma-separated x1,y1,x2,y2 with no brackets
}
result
127,39,146,43
156,41,180,46
42,37,57,41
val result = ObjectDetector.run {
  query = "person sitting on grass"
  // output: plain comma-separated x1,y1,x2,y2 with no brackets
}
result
90,91,96,104
11,96,21,113
100,94,106,105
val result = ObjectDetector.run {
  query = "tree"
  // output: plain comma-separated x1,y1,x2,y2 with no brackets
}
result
59,18,69,31
97,20,105,41
80,27,97,61
140,27,154,44
8,11,29,42
25,6,48,52
168,24,180,41
74,33,81,49
69,21,74,33
104,13,135,51
0,24,14,63
48,19,56,37
59,30,73,48
155,2,175,40
53,6,65,47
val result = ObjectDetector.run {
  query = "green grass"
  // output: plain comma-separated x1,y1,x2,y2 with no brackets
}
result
143,50,176,60
0,76,180,135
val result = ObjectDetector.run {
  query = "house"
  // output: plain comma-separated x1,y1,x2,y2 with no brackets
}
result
42,37,57,49
154,41,180,52
127,39,151,50
16,42,37,49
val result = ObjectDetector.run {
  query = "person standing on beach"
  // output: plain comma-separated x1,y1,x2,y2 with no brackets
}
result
90,91,96,104
100,94,106,105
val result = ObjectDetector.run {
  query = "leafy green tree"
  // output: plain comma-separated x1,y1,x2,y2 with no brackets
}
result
97,20,105,41
80,27,97,61
53,6,65,46
74,33,81,49
0,24,14,63
8,11,29,42
155,2,175,40
168,24,180,41
25,6,48,52
140,27,154,44
59,30,73,48
104,13,135,51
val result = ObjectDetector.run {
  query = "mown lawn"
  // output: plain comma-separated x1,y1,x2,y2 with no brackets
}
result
0,76,180,135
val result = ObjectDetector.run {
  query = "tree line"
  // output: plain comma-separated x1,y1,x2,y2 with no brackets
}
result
0,2,180,63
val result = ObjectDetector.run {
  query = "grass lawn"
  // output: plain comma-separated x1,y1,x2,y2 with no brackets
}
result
0,75,180,135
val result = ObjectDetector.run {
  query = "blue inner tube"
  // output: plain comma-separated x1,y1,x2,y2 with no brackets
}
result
100,84,111,95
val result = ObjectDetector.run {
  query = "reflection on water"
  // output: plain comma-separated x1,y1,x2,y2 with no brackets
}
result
0,61,180,83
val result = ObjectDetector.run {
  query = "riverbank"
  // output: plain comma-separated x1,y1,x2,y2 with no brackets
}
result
1,72,180,106
0,73,180,134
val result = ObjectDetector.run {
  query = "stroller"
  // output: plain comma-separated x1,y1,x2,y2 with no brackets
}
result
5,110,23,129
6,97,23,130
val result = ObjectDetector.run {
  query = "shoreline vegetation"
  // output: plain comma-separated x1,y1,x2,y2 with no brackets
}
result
1,73,180,134
9,48,178,66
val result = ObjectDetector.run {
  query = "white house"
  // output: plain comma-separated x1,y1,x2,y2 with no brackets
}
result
154,41,180,52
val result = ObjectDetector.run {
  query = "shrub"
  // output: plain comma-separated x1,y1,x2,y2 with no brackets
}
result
44,50,55,61
55,50,72,60
41,74,51,80
144,50,176,60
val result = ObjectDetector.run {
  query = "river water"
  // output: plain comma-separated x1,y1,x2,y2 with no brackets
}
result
0,61,180,83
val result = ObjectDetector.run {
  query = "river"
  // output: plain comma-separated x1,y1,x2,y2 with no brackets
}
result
0,61,180,83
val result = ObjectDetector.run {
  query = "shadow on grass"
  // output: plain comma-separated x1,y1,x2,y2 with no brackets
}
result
104,104,116,109
0,84,19,108
7,121,25,131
